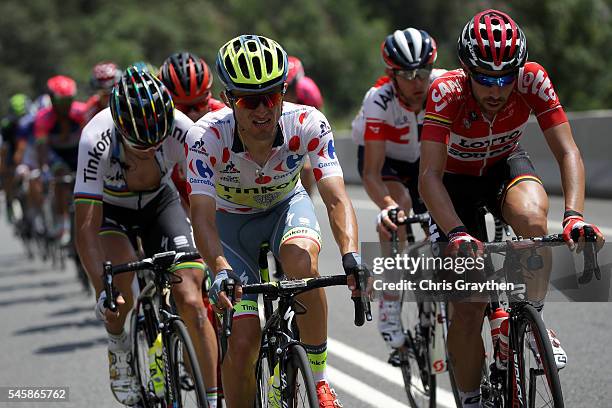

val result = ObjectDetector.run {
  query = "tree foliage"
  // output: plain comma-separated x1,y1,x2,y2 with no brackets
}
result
0,0,610,126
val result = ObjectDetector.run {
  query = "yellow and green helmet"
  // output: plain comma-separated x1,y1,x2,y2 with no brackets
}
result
216,34,288,92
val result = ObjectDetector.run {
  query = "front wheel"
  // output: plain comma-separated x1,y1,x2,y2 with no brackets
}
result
168,319,208,407
511,305,564,407
285,345,318,408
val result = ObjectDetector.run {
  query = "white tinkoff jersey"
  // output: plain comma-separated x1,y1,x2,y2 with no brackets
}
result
74,108,193,209
351,69,446,163
185,103,343,214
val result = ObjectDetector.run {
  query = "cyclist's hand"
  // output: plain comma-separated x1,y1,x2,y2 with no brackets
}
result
95,290,124,322
342,252,373,298
376,206,406,240
209,269,243,312
446,226,484,258
562,213,605,252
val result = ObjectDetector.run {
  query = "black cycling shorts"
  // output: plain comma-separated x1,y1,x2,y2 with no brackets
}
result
100,185,199,257
357,145,426,214
429,146,541,242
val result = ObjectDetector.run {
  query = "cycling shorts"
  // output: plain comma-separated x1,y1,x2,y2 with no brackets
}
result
429,146,540,242
216,187,321,318
357,145,426,214
100,185,204,272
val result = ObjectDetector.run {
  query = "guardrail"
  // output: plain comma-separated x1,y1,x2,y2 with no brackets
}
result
333,110,612,198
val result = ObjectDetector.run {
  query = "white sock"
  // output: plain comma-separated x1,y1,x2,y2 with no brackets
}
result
459,389,481,408
107,330,130,351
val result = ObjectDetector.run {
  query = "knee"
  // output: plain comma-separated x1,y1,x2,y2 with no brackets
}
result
227,328,260,367
173,290,206,322
280,242,318,279
510,204,548,236
451,303,486,333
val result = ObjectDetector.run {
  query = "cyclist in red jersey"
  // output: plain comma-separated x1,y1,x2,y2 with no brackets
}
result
159,52,226,209
283,56,323,195
85,61,121,122
34,75,87,245
419,10,604,407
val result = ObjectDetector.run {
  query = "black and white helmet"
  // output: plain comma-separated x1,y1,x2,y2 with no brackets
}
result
381,28,437,70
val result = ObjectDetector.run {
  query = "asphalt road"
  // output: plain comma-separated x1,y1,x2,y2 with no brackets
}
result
0,186,610,407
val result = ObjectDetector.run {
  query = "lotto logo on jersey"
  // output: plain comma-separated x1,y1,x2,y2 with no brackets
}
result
189,159,213,179
518,68,557,102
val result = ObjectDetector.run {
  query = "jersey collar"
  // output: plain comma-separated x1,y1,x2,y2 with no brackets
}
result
231,124,284,153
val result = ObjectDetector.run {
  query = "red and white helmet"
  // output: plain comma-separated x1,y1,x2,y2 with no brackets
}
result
91,61,121,90
457,9,528,72
286,56,305,85
47,75,77,98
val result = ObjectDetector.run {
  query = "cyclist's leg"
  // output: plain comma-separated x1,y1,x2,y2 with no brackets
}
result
98,212,140,405
215,209,266,408
432,173,488,404
495,149,550,301
140,187,219,405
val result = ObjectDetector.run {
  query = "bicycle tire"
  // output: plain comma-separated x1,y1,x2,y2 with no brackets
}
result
254,345,275,408
285,345,319,408
130,308,161,408
168,319,208,408
511,304,564,407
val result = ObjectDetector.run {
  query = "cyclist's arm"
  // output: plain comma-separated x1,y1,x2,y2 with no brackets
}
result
317,176,359,254
75,202,105,294
543,122,585,214
189,194,232,275
33,116,49,169
362,140,397,209
418,140,463,234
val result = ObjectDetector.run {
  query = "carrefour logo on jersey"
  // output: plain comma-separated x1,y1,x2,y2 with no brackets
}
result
274,154,304,172
317,140,336,160
189,159,213,179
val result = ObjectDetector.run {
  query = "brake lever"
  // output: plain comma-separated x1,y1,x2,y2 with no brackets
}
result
578,237,601,284
103,261,117,312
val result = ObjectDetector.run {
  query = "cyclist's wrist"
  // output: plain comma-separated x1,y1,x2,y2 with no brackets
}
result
342,252,362,272
447,225,468,236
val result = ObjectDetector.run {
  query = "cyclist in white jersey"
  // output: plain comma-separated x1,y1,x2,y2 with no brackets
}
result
74,67,218,406
187,34,369,408
351,28,443,348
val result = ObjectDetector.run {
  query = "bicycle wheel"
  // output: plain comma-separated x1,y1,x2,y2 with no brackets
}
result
130,307,162,407
168,319,207,408
285,345,318,408
511,305,564,408
399,302,436,407
254,344,275,408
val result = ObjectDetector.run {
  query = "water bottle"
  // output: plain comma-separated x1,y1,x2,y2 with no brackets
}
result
488,308,509,369
148,333,165,397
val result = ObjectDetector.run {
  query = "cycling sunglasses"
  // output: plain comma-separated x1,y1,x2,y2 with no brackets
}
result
471,70,518,87
394,68,432,81
176,98,210,114
227,90,284,110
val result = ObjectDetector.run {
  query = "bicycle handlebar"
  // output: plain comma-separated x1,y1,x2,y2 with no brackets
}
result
483,233,601,283
103,251,203,312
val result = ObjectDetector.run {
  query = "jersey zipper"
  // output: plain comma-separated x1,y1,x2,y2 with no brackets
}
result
480,114,497,176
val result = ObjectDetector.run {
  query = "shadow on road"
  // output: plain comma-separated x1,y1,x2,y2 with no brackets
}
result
48,305,93,318
34,336,108,354
0,277,77,293
0,290,85,307
15,317,102,336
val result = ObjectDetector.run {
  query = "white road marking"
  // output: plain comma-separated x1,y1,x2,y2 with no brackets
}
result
328,338,457,408
327,365,411,408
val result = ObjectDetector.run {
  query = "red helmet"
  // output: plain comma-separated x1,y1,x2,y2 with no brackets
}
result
286,56,305,85
47,75,77,98
159,52,212,104
458,9,528,72
91,61,121,90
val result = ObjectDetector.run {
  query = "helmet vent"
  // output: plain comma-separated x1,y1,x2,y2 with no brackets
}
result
275,49,284,73
237,53,249,78
252,56,262,79
225,55,237,78
247,41,258,52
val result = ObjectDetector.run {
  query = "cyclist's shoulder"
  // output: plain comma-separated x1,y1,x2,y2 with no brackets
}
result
515,61,560,104
208,98,226,112
426,68,469,114
81,108,114,142
280,102,329,135
187,107,233,145
69,101,89,123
